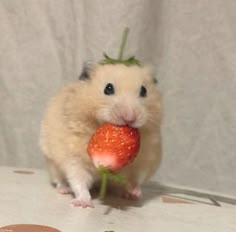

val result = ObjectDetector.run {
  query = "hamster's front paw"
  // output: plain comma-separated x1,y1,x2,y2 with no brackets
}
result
71,198,94,208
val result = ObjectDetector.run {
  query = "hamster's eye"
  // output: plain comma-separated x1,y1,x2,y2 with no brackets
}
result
104,83,115,95
140,86,147,97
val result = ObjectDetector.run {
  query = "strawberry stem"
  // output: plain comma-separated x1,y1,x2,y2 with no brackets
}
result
98,166,128,200
100,170,108,199
118,27,129,61
99,27,141,66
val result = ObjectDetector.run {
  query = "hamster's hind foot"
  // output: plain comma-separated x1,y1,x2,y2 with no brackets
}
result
56,183,73,194
70,187,93,208
71,198,94,208
122,183,142,200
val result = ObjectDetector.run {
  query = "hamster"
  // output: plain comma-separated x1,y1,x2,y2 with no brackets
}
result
40,63,162,208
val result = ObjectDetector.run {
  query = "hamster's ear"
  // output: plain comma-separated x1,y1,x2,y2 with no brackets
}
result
142,64,158,85
78,61,96,81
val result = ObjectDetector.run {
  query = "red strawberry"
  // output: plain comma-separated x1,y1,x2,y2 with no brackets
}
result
87,123,140,172
87,123,140,199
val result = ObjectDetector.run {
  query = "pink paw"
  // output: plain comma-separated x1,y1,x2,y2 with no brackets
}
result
123,185,142,200
71,199,94,208
56,184,73,194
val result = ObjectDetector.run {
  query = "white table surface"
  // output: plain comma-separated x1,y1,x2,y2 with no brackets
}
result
0,166,236,232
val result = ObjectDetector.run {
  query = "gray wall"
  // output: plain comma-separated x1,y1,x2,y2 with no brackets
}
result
0,0,235,196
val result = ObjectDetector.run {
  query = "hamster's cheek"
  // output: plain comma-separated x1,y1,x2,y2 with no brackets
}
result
96,108,111,124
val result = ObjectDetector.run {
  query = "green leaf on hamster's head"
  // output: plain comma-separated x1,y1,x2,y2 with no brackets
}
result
99,27,141,67
100,53,141,66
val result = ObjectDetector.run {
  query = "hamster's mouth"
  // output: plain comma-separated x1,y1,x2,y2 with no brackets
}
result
96,111,143,128
102,119,140,129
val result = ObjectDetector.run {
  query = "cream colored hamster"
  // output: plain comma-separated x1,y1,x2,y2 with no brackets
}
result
40,63,161,208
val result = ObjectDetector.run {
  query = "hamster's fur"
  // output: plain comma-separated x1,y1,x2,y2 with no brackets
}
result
40,63,161,207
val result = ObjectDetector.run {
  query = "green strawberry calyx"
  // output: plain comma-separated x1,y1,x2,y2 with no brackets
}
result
100,28,141,67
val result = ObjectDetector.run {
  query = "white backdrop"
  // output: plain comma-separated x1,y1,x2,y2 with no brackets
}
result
0,0,235,196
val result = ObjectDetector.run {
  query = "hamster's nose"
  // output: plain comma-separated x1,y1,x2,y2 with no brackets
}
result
121,110,137,125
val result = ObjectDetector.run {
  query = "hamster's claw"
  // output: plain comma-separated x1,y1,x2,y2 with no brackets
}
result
71,199,94,208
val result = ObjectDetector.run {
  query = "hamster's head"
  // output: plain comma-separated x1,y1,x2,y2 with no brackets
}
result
79,63,161,129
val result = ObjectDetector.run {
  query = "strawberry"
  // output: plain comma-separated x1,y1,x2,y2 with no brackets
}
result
87,123,140,198
87,123,140,171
